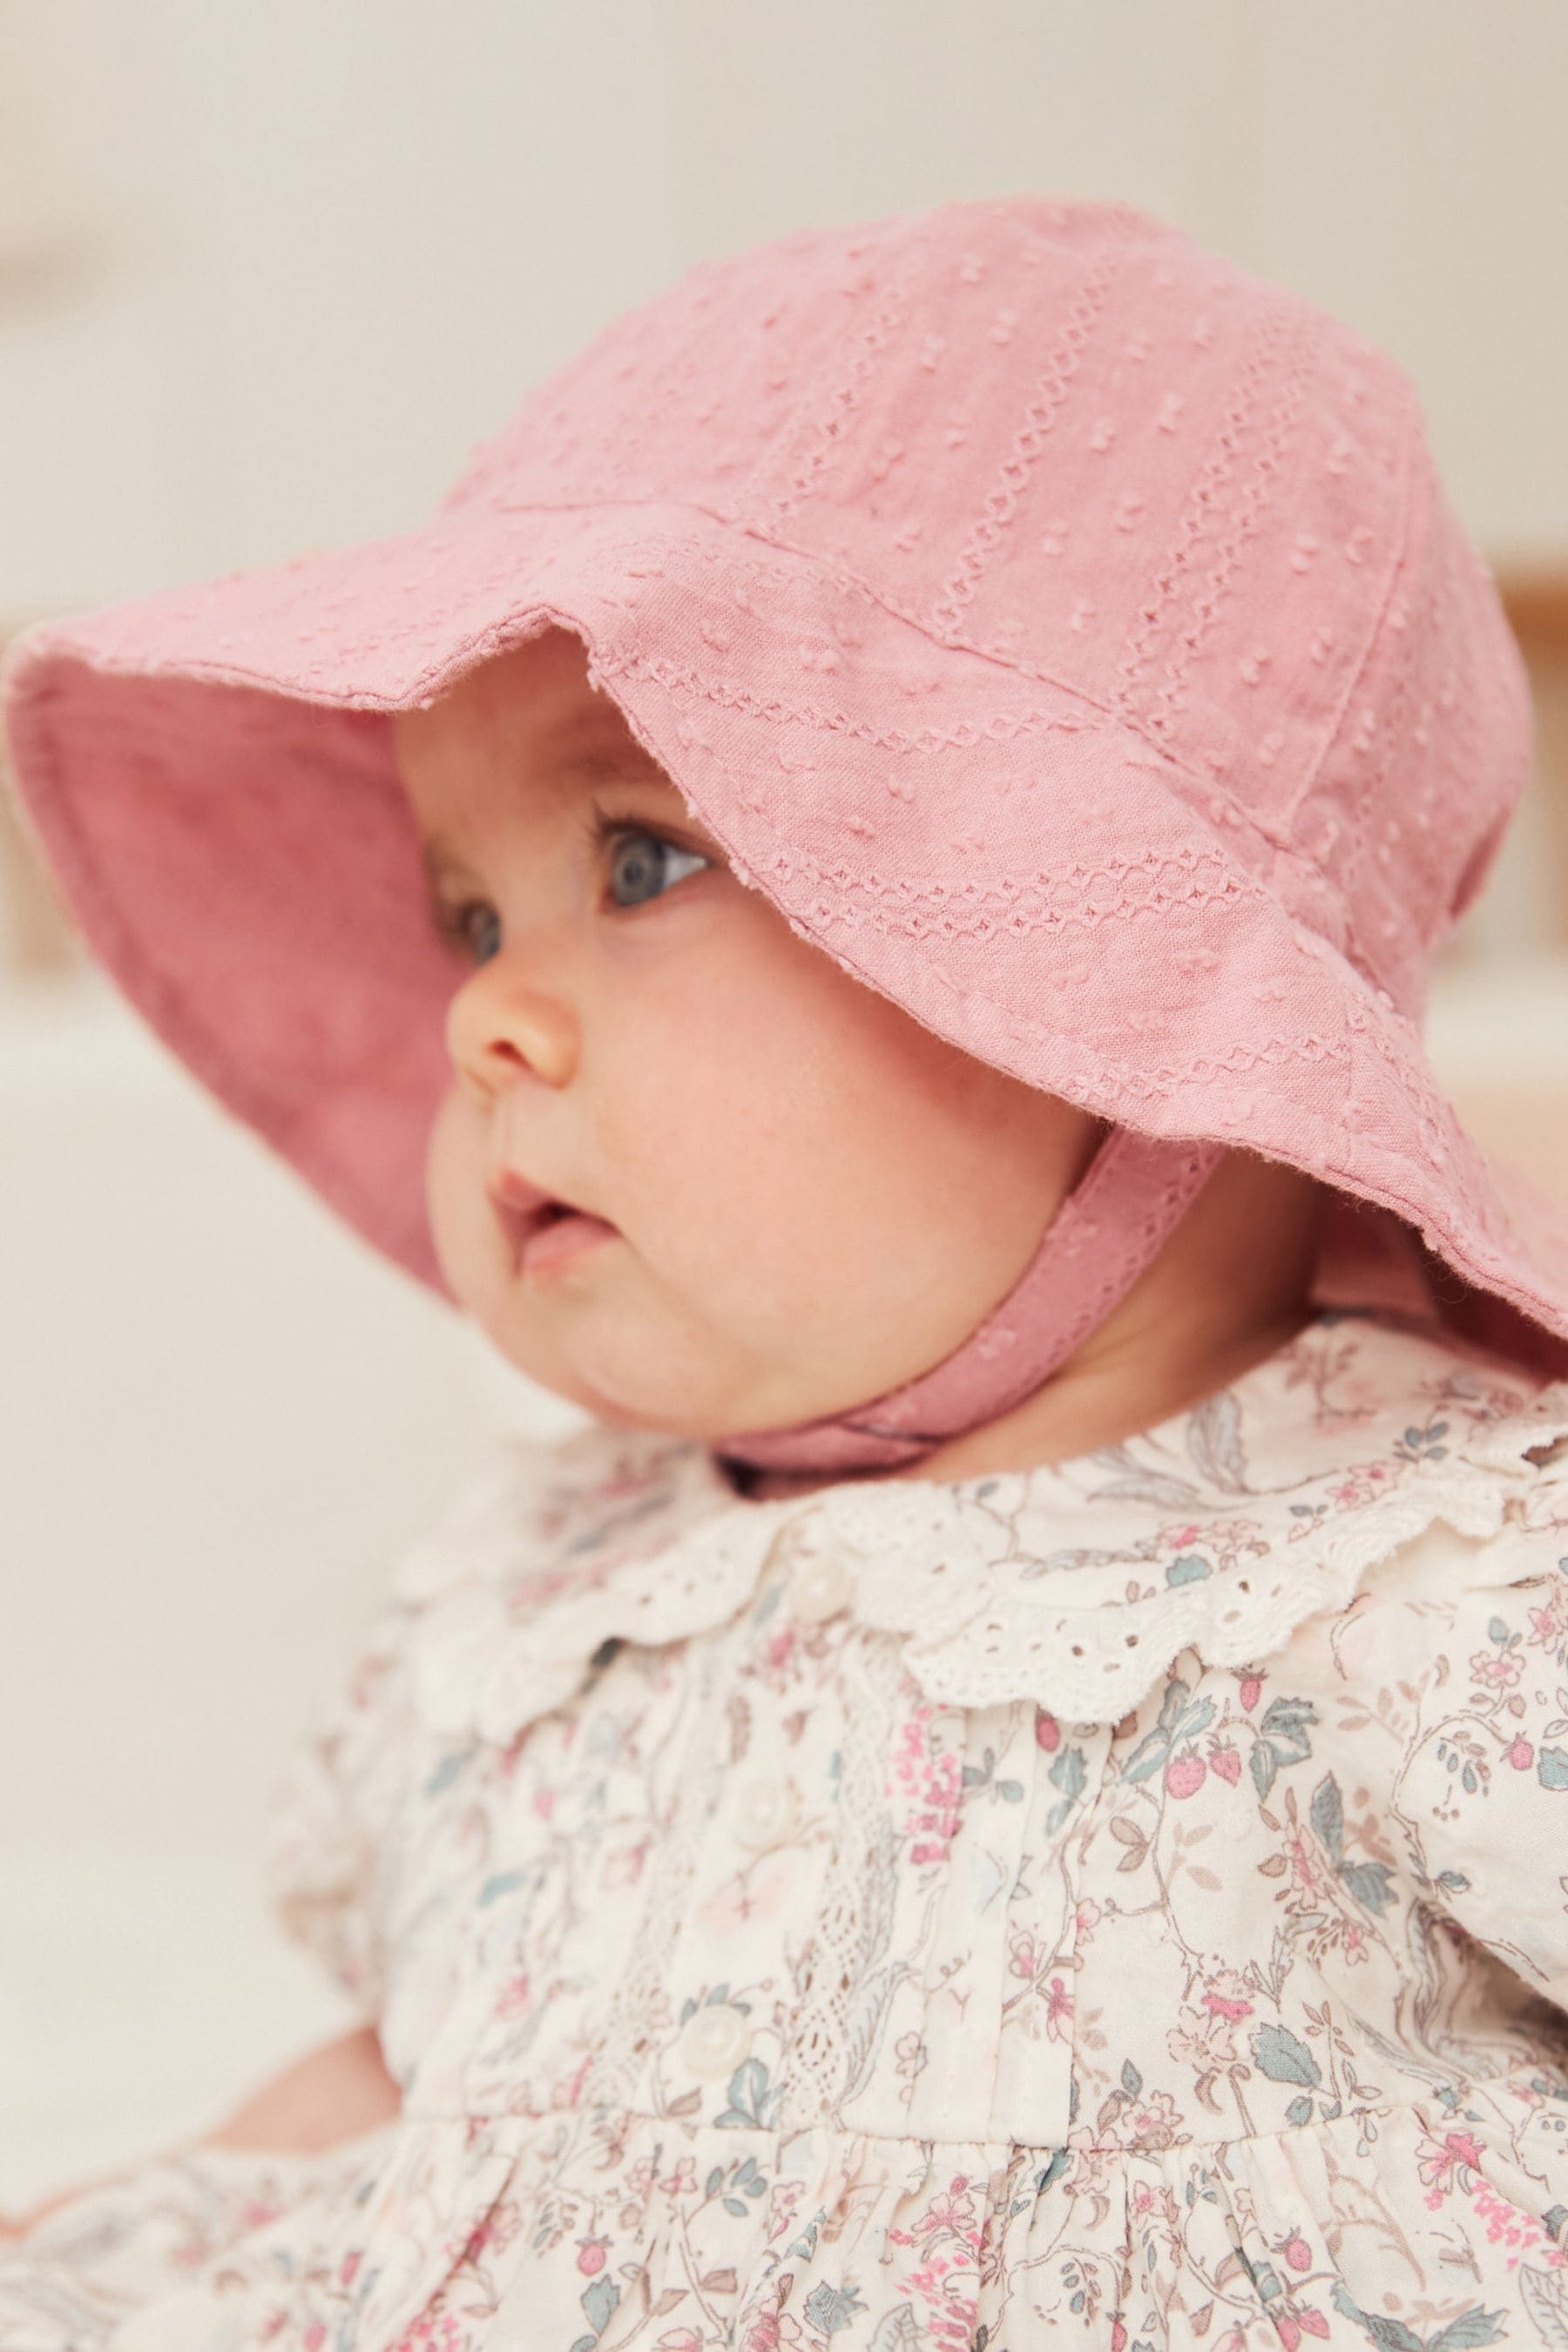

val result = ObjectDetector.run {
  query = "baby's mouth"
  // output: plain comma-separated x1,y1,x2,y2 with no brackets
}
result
517,1201,619,1279
487,1173,619,1281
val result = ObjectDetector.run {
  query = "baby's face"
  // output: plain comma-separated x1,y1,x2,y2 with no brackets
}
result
395,629,1098,1443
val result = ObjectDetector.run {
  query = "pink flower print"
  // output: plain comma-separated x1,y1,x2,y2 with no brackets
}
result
1528,1593,1567,1651
304,2329,327,2352
479,2203,521,2256
1044,1976,1074,2035
893,1709,963,1863
602,1842,647,1889
1240,1674,1263,1712
1470,1646,1524,1690
1126,2091,1180,2150
895,2030,928,2082
657,2332,706,2352
1201,1970,1254,2024
496,1973,531,2018
1281,2233,1313,2272
1208,1743,1241,1785
766,2177,805,2246
1288,1829,1323,1897
531,1788,556,1821
1165,1750,1206,1798
340,2253,362,2288
392,2318,465,2352
744,2315,804,2352
913,2175,978,2243
1009,1932,1038,1982
1036,1710,1061,1752
1167,2003,1237,2071
577,2234,610,2276
1076,1898,1102,1936
1417,2128,1485,2206
1470,2180,1544,2254
1507,1736,1535,1769
659,2157,698,2198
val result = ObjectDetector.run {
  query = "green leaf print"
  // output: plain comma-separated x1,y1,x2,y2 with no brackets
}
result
1329,2278,1506,2352
868,2308,923,2352
1539,1747,1568,1789
1427,2311,1511,2352
804,2281,868,2336
1123,1680,1215,1783
1308,1772,1396,1915
1252,2023,1322,2088
571,2274,621,2350
1309,1772,1344,1857
715,2055,783,2130
1247,1694,1318,1801
1519,2262,1568,2348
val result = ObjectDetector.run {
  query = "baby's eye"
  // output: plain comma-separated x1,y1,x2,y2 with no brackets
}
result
437,901,502,966
605,827,711,909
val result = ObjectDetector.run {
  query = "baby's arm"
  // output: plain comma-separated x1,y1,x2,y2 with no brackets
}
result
202,2019,401,2153
0,2022,400,2240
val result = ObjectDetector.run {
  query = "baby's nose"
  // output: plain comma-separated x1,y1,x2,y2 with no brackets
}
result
446,962,579,1096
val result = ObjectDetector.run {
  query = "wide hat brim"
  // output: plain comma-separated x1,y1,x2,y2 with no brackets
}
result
6,495,1568,1377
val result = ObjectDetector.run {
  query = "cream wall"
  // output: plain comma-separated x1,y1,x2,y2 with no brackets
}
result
3,0,1568,619
2,1,1566,2208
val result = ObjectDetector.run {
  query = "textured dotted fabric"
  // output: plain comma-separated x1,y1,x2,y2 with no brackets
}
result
2,194,1565,1382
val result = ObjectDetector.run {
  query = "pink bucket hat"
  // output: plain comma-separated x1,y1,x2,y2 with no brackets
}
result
4,193,1567,1474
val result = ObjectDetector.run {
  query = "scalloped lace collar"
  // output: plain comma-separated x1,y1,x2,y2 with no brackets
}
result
396,1310,1568,1741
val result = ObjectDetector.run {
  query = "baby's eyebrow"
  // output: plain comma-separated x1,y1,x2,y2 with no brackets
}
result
417,741,685,889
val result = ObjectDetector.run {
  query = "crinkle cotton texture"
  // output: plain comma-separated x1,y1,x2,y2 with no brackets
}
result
3,194,1567,1381
9,1308,1568,2351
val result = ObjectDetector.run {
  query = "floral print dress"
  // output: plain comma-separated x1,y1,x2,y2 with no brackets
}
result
6,1304,1568,2352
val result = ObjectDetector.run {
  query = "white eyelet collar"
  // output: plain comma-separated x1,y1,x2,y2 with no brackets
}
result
395,1311,1568,1742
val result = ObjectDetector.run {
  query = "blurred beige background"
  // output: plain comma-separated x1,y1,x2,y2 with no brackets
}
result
2,0,1567,2207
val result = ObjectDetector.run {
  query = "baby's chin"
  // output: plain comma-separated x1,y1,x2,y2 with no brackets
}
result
467,1299,824,1449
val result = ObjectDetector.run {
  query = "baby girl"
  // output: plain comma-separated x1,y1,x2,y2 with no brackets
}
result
3,194,1567,2352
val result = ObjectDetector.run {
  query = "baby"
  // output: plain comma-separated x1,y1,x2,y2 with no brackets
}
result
3,195,1568,2352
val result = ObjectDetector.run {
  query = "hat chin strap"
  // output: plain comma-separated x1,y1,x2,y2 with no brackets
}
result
715,1127,1227,1480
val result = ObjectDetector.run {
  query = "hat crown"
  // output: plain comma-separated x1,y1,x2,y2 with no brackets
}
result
445,193,1532,1017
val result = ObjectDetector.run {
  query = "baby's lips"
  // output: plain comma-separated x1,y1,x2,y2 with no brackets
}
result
488,1167,555,1223
487,1166,616,1231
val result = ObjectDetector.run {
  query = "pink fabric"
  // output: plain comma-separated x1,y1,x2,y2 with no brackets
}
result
4,193,1567,1469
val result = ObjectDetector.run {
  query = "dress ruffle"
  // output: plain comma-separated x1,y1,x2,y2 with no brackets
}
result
63,2070,1568,2351
394,1314,1568,1736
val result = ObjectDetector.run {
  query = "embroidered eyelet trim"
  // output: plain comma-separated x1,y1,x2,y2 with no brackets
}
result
389,1352,1568,1743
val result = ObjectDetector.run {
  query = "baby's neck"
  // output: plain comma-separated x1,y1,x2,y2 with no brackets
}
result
726,1295,1319,1504
727,1154,1330,1502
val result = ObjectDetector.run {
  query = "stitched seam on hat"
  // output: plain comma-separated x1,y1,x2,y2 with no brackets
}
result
742,853,1254,939
483,496,1315,868
1277,370,1422,835
758,228,925,527
927,241,1128,639
600,639,1102,755
1111,297,1303,735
